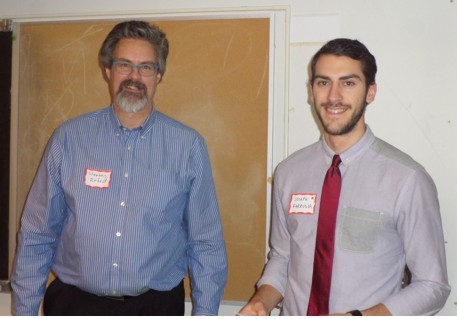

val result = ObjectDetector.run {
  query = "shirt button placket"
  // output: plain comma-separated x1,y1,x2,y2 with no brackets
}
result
110,130,138,295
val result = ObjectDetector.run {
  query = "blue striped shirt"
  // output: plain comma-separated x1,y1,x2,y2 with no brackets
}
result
12,106,228,315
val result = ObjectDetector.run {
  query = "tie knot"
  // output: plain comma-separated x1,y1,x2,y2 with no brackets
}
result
331,155,341,168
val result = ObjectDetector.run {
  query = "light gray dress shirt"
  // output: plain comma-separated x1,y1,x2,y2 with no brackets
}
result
258,127,450,315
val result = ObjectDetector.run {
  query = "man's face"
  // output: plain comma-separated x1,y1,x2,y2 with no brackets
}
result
105,38,162,114
310,54,376,137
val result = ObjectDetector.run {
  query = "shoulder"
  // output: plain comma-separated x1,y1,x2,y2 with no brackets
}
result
277,141,321,170
273,142,323,183
369,137,436,188
370,137,424,171
57,107,110,132
153,111,203,140
48,107,109,143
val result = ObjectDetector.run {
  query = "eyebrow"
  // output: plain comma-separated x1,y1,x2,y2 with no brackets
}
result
340,74,363,81
115,58,157,65
314,74,363,81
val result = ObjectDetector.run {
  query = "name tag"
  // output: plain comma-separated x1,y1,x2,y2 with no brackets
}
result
84,169,112,188
288,193,317,215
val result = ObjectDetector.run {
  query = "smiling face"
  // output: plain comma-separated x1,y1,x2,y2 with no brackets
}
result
105,38,162,117
310,54,377,150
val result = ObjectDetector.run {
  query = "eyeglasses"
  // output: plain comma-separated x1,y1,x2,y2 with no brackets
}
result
112,61,159,77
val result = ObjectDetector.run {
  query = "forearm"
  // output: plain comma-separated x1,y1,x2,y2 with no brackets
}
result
381,280,450,315
11,238,52,315
332,303,391,316
360,303,391,316
188,238,228,315
343,277,450,316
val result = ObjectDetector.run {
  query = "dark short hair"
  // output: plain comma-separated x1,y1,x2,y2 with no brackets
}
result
99,20,169,78
310,38,377,86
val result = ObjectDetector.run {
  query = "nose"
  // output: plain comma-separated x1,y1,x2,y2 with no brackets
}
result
327,84,342,103
129,66,142,79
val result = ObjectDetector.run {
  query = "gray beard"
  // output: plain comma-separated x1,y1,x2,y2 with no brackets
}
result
117,91,148,113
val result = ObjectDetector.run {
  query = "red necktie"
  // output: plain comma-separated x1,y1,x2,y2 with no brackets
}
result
307,154,342,316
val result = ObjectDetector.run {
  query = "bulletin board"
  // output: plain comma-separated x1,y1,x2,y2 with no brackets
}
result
15,18,269,302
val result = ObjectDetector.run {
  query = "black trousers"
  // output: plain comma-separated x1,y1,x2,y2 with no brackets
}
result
43,277,185,316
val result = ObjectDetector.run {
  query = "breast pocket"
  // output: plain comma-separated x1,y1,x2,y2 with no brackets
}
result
338,207,383,253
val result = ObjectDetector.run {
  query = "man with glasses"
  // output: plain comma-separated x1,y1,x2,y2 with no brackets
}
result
11,20,228,316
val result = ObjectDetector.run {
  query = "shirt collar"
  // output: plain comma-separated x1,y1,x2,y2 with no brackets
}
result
321,125,376,167
108,105,157,135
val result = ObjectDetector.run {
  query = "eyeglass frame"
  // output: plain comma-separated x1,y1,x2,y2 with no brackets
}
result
111,61,159,77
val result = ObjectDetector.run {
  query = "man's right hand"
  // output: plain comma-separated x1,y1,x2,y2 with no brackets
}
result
237,300,268,316
237,284,283,316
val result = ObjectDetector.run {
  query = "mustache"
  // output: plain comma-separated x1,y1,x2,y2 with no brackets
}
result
118,79,147,93
320,102,350,108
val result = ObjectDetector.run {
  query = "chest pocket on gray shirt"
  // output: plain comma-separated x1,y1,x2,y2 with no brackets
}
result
338,207,382,253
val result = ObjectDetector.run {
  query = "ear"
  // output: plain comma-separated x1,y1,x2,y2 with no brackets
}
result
105,67,112,80
366,83,377,104
307,81,314,105
156,72,162,83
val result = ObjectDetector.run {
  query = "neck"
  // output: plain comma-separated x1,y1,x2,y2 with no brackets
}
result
113,103,153,129
323,123,367,154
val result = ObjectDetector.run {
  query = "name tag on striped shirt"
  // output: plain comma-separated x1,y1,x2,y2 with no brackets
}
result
288,193,317,214
84,168,112,188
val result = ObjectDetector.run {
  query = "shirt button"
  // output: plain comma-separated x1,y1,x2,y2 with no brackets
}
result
113,263,118,267
116,232,121,237
120,201,125,207
124,172,129,178
127,145,132,151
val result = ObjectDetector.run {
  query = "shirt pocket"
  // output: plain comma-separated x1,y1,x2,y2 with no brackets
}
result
338,207,382,253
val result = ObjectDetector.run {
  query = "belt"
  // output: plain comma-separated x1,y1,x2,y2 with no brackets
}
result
104,295,133,302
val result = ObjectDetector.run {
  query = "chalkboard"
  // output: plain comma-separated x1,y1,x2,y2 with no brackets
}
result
15,18,269,301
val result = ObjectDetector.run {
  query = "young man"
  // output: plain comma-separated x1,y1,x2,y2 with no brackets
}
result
11,20,227,316
239,38,450,316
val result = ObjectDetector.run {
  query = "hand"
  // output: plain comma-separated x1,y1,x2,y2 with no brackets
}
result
237,284,283,316
237,300,268,316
